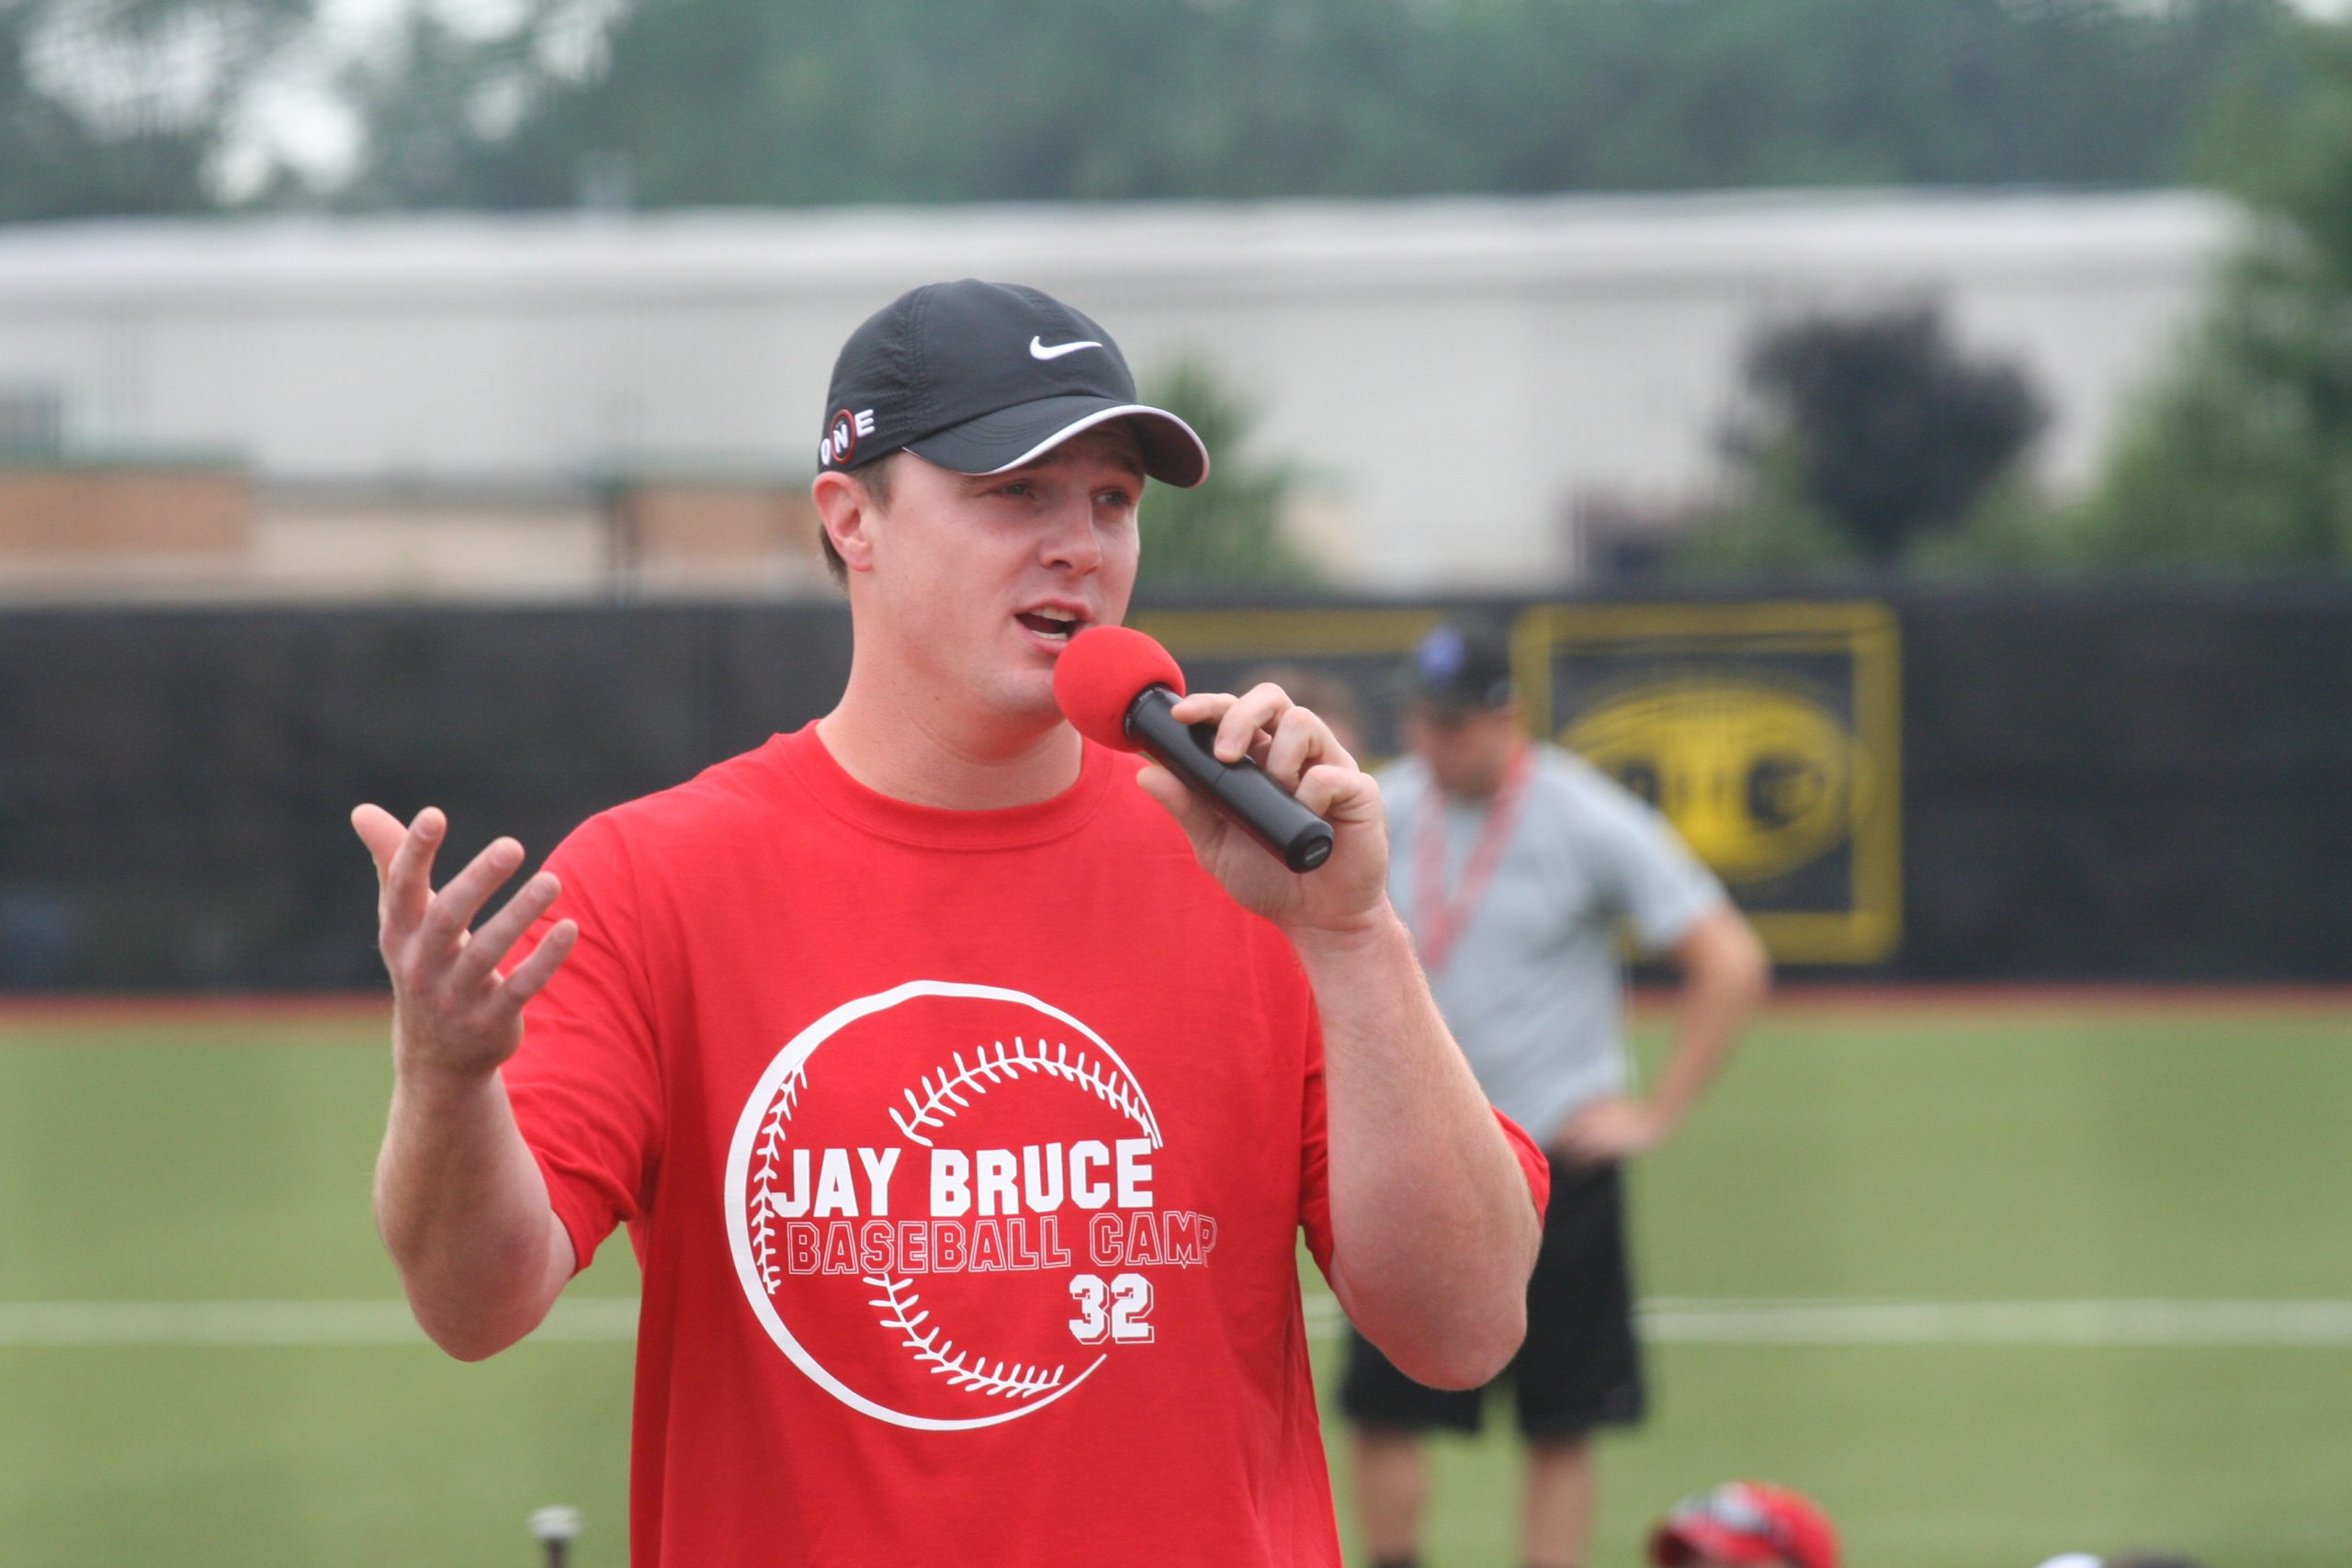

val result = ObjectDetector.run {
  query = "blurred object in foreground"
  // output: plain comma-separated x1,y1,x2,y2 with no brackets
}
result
1649,1480,1838,1568
529,1505,581,1567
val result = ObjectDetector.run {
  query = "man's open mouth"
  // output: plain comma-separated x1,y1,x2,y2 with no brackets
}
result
1016,608,1085,641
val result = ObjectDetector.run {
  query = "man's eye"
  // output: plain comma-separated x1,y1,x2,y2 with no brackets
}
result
996,481,1034,499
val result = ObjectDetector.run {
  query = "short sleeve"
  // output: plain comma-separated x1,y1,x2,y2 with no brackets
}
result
502,813,664,1274
1492,1108,1551,1221
1297,987,1336,1280
1583,779,1726,955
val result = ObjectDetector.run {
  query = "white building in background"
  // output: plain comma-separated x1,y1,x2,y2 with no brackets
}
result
0,191,2236,595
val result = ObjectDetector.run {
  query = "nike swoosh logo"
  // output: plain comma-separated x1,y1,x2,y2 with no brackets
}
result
1029,336,1102,360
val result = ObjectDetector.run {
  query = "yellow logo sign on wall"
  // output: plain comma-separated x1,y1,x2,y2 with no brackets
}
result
1564,677,1870,886
1131,600,1901,964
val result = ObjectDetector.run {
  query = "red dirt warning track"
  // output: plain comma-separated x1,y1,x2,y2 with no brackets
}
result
0,993,393,1028
1643,982,2352,1018
1,985,2347,1032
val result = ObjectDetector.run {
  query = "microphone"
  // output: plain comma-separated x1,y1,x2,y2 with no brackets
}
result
1055,626,1336,873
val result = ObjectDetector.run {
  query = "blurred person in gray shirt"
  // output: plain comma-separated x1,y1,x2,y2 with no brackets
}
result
1341,622,1770,1568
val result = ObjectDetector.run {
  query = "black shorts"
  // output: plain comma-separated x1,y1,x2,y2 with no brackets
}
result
1340,1156,1645,1440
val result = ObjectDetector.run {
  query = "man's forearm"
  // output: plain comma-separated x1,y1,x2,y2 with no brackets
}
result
1651,990,1747,1126
1651,909,1771,1127
1298,909,1541,1389
374,1055,573,1360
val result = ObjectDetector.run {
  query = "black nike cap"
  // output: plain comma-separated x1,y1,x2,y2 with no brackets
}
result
817,279,1210,488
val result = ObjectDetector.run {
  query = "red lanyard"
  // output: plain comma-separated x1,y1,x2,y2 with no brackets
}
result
1413,745,1532,976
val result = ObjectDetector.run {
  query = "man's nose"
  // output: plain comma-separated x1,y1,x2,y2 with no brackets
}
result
1040,495,1104,572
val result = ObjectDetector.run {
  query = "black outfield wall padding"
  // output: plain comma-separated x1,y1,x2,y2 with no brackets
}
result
0,603,852,989
1895,588,2352,982
1,584,2344,989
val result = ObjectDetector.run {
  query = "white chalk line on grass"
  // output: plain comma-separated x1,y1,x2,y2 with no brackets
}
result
0,1297,640,1347
1634,1296,2352,1347
6,1295,2352,1348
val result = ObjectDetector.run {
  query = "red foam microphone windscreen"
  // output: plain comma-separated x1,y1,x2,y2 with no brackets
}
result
1054,626,1186,750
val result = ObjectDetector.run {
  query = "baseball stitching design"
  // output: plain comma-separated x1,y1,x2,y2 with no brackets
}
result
743,1029,1150,1403
748,1066,808,1292
863,1274,1083,1400
888,1036,1162,1148
725,980,1149,1431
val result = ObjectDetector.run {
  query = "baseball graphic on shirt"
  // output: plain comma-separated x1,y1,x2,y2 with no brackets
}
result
724,980,1216,1432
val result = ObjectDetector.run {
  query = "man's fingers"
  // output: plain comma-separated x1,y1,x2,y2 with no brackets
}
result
1213,682,1293,763
1295,762,1378,825
415,836,526,953
1166,692,1234,728
1168,686,1300,764
450,871,561,990
379,807,447,937
1314,716,1357,774
1264,707,1336,790
350,804,406,884
1135,761,1223,848
493,919,578,1010
1552,1100,1643,1164
1554,1112,1601,1152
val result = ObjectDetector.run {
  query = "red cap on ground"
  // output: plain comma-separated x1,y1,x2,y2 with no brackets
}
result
1053,626,1185,751
1649,1482,1839,1568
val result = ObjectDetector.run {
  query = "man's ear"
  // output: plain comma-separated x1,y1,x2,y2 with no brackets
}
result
812,470,878,573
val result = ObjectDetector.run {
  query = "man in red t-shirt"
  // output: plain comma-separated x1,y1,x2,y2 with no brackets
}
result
352,279,1548,1566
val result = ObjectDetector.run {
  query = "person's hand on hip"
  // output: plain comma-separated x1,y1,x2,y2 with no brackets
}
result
1554,1095,1672,1164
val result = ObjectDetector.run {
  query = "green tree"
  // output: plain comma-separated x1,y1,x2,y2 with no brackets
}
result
0,0,311,221
2082,17,2352,564
1718,303,2046,563
327,0,2306,213
327,8,545,211
1133,360,1319,588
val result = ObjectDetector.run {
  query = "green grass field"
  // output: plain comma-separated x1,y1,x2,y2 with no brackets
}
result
4,1000,2347,1567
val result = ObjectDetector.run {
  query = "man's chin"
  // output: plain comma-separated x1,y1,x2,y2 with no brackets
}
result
982,666,1068,729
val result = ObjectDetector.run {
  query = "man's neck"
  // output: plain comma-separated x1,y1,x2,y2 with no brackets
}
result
1436,740,1530,806
817,665,1082,810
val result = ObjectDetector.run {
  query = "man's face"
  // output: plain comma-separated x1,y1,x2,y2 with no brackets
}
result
1404,702,1525,796
851,423,1146,726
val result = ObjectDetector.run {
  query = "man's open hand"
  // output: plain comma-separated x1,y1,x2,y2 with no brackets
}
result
352,804,576,1083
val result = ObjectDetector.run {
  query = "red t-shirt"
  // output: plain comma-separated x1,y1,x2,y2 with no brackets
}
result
503,724,1548,1567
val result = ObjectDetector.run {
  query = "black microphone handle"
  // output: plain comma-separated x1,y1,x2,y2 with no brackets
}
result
1125,685,1336,873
